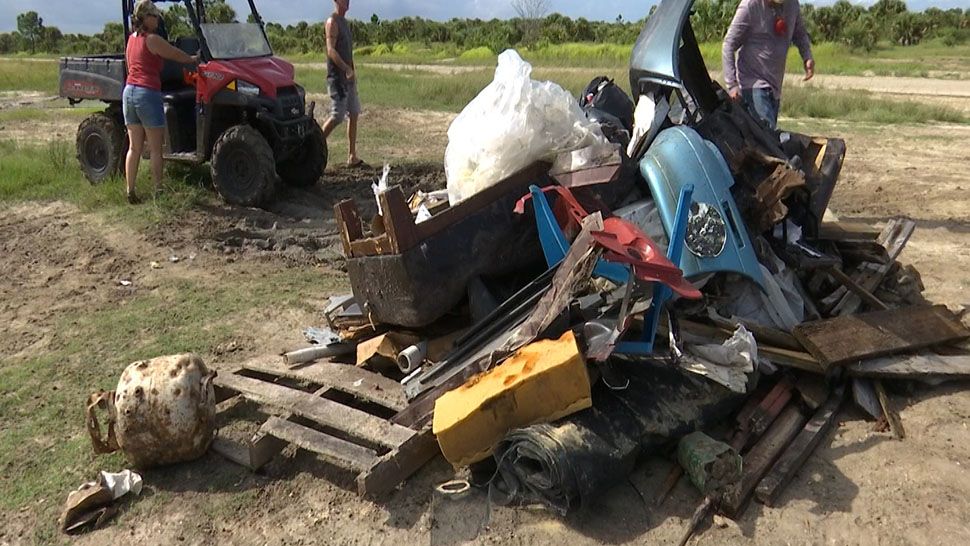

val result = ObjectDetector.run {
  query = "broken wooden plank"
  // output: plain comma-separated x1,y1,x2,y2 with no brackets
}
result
262,417,378,473
211,436,254,468
825,266,890,311
846,352,970,380
349,234,394,257
677,319,824,374
357,428,439,498
755,385,845,506
851,378,882,420
244,385,334,471
335,200,364,257
379,186,420,254
833,240,890,265
214,373,414,449
707,315,803,352
657,378,793,508
828,218,916,316
818,221,881,242
793,304,970,369
721,404,807,518
759,346,825,375
241,359,408,412
874,381,905,440
794,372,829,411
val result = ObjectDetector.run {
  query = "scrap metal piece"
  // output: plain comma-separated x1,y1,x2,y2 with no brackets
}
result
303,326,342,346
88,355,217,468
397,342,428,374
400,268,555,402
283,344,355,367
639,126,765,289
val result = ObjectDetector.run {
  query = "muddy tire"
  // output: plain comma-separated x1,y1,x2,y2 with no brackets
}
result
277,119,328,188
210,125,277,206
76,111,125,184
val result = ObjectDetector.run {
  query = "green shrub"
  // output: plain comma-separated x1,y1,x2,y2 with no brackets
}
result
940,28,968,47
458,46,495,61
842,15,879,52
370,43,392,57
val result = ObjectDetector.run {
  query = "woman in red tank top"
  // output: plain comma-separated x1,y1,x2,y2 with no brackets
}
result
123,1,197,204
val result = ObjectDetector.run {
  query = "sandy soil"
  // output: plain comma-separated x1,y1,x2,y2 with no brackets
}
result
1,106,970,545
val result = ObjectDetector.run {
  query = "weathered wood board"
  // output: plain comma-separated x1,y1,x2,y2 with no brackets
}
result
847,352,970,380
212,364,438,498
793,305,970,369
755,386,845,506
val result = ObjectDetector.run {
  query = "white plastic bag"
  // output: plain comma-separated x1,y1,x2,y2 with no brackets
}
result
445,50,606,205
372,163,391,215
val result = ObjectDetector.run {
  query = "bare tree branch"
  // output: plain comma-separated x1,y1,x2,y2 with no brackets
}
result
512,0,551,45
511,0,551,20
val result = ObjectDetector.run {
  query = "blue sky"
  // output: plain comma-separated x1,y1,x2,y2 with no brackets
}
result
1,1,964,34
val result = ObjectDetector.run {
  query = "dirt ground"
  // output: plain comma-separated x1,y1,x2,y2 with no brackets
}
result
1,103,970,545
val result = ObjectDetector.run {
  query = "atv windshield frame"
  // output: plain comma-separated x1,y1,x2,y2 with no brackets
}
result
123,0,274,62
200,22,273,60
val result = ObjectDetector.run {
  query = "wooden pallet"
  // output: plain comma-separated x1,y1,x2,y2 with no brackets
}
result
211,358,438,498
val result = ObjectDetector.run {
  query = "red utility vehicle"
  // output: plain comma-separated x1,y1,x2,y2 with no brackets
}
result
59,0,326,205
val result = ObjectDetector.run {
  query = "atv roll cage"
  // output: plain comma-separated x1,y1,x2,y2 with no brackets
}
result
121,0,273,62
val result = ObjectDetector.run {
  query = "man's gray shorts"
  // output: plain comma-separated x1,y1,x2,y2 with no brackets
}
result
327,77,361,123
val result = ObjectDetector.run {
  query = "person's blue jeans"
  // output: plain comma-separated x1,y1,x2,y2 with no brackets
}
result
122,84,165,129
742,87,780,129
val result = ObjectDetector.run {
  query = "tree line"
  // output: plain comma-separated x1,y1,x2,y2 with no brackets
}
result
2,0,969,56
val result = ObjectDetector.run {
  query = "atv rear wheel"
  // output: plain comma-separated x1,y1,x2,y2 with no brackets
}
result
277,119,328,188
210,125,277,206
76,111,125,183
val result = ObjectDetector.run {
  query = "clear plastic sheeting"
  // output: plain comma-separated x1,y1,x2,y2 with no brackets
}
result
445,50,606,205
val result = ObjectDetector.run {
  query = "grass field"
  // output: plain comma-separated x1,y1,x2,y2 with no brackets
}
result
2,52,965,126
298,65,969,124
0,58,59,92
0,139,211,227
0,262,337,543
346,39,970,78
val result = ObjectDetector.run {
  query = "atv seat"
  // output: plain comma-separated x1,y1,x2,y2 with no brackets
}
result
163,88,196,103
160,37,200,91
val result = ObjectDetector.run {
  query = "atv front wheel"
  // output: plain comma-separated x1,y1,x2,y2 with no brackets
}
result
277,119,328,188
76,111,125,183
210,125,277,206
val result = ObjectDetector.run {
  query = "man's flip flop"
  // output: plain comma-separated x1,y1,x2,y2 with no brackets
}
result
346,159,365,168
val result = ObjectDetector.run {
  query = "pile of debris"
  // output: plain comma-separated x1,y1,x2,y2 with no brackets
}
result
77,0,969,540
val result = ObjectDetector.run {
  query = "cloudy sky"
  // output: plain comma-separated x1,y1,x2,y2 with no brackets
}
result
2,1,964,34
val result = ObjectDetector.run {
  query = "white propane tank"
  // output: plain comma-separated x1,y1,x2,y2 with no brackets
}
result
87,354,217,468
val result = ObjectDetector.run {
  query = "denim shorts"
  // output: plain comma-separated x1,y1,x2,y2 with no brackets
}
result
327,77,361,123
122,84,165,129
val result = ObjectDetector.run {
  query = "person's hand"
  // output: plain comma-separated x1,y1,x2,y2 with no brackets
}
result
345,69,356,82
804,59,815,81
728,86,742,102
189,54,199,65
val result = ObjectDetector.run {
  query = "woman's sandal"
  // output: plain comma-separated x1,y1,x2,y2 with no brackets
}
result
126,191,141,205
